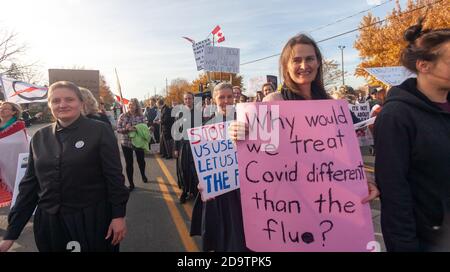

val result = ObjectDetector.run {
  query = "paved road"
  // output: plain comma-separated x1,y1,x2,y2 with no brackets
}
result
0,123,385,252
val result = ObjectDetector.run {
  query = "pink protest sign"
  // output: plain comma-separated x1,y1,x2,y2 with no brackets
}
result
236,100,375,252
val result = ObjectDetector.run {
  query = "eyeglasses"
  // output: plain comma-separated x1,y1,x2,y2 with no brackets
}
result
0,107,13,111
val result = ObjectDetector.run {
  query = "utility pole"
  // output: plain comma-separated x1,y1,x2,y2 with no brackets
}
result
165,78,168,97
338,45,346,86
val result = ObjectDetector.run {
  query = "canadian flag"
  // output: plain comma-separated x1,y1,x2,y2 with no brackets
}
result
211,25,225,43
115,95,129,105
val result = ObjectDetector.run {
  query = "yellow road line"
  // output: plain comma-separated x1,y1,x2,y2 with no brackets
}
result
155,176,199,252
155,155,194,217
364,165,375,173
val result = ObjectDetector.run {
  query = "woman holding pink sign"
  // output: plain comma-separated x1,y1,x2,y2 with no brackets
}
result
229,34,380,204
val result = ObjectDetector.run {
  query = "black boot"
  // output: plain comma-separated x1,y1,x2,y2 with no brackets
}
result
179,192,187,204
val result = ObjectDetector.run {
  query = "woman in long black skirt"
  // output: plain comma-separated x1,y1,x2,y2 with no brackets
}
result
190,83,248,252
0,81,129,252
174,92,202,204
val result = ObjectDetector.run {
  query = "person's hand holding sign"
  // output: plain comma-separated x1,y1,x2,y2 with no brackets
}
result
362,182,380,204
228,121,248,142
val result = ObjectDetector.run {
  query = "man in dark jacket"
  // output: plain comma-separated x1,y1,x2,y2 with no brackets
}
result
144,98,159,144
157,99,174,159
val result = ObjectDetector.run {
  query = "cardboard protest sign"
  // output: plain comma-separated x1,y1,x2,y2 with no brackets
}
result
188,121,239,199
365,66,416,86
204,46,240,74
49,69,100,99
236,100,375,252
193,39,212,71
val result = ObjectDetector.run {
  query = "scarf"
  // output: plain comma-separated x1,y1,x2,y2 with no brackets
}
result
280,83,329,101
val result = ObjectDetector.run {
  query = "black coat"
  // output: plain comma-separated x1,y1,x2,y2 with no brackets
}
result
160,105,174,139
374,78,450,251
5,115,129,240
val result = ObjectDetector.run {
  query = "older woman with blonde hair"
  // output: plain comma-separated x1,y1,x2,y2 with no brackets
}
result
190,82,248,252
79,87,111,126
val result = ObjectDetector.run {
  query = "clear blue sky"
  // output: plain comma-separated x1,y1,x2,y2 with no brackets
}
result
1,0,409,99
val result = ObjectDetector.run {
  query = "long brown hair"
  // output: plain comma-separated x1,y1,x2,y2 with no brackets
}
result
279,34,328,98
128,98,143,116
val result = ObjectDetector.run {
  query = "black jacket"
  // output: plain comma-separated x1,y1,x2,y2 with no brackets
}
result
144,106,158,124
5,116,129,240
374,78,450,251
160,105,174,138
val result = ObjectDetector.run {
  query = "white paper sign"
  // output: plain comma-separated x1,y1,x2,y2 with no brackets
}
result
204,46,240,74
365,66,416,86
354,116,376,130
11,153,29,208
348,102,370,122
248,76,267,95
188,121,240,199
193,39,212,71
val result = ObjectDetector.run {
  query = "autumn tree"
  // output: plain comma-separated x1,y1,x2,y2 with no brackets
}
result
165,78,192,105
143,95,164,107
99,74,115,109
354,0,449,86
191,72,244,93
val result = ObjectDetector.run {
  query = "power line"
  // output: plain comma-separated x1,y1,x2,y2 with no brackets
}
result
308,0,394,33
240,0,442,66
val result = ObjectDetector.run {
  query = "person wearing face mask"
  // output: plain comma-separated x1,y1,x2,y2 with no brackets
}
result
374,20,450,252
0,81,129,252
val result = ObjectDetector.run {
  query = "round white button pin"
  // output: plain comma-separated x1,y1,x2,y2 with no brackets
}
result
75,141,85,149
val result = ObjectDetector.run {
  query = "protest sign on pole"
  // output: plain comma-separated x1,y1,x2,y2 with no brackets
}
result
49,69,100,99
247,76,267,96
365,66,416,86
348,102,370,122
236,100,376,251
348,102,373,146
188,121,239,199
204,46,240,74
193,39,212,71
